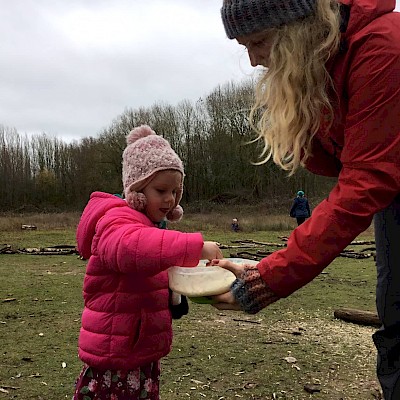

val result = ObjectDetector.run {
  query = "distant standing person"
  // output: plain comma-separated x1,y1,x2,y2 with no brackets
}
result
290,190,311,226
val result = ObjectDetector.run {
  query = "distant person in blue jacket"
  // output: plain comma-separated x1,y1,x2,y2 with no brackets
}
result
290,191,311,226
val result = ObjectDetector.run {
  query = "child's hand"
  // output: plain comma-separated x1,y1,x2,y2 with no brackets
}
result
201,241,223,262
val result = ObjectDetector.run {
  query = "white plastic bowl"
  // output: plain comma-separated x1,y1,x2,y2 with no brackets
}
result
168,258,258,297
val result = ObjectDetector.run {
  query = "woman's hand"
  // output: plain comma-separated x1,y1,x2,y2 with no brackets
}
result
209,259,244,311
209,259,280,313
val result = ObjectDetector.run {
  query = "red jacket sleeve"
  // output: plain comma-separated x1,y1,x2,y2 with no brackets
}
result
258,23,400,298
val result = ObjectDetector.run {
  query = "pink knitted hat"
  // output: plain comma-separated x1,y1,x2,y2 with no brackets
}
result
122,125,185,222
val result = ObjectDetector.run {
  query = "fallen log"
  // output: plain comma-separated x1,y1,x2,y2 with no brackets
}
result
21,224,37,230
0,244,12,254
334,308,381,327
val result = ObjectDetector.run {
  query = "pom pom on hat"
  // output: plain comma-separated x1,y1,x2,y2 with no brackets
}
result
122,125,185,222
126,125,156,145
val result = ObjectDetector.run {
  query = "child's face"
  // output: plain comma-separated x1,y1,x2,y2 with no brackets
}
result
142,170,182,223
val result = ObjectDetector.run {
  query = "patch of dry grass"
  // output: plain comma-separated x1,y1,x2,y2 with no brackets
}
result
0,209,297,233
0,206,374,236
0,212,81,231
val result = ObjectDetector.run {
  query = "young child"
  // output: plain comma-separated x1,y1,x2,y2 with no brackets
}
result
73,124,222,400
231,218,239,232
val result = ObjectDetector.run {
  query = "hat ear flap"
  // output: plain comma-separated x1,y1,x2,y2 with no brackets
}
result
126,191,147,212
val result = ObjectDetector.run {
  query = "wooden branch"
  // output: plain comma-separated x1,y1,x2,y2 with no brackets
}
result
334,308,381,327
232,318,261,324
339,252,372,259
231,239,287,247
219,243,261,249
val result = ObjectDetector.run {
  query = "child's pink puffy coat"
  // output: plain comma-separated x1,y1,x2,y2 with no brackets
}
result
76,191,204,370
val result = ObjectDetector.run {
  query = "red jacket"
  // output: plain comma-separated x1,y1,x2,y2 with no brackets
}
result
76,192,203,370
258,0,400,298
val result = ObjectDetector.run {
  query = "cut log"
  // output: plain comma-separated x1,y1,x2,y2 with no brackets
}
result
334,308,381,327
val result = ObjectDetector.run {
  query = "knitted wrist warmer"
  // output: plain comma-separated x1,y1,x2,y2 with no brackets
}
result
231,264,280,314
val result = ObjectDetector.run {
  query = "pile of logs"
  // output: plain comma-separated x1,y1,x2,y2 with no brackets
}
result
219,238,376,261
0,244,78,255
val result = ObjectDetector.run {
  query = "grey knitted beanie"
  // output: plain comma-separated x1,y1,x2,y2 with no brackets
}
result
122,125,185,222
221,0,317,39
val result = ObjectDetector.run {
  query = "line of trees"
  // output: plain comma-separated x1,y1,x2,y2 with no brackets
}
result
0,79,336,212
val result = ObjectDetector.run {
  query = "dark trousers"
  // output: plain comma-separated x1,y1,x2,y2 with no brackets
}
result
373,196,400,399
296,217,306,226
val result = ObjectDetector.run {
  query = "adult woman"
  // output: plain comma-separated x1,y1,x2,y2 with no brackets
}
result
214,0,400,398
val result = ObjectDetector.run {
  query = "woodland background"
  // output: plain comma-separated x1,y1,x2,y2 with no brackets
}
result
0,79,336,212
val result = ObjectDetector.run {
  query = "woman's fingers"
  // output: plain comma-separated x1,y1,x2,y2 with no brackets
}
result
208,259,248,310
212,290,235,304
211,290,241,311
209,259,245,278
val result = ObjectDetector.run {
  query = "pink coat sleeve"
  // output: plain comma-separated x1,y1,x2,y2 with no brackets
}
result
94,208,204,276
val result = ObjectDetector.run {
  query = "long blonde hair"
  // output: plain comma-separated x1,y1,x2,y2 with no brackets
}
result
249,0,341,174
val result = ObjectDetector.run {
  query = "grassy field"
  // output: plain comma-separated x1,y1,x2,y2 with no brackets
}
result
0,212,382,399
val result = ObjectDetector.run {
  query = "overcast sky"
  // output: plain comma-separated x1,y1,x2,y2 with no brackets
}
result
1,1,399,143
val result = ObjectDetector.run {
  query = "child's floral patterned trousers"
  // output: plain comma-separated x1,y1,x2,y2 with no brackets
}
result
72,361,160,400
